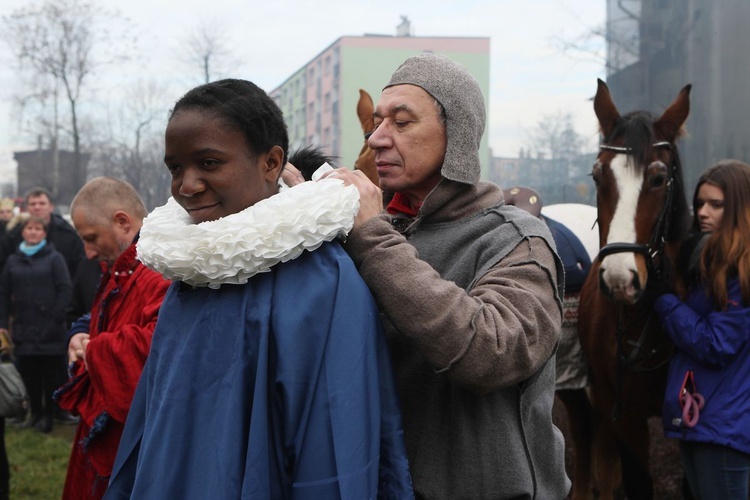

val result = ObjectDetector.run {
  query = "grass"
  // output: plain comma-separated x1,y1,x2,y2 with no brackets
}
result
6,421,76,499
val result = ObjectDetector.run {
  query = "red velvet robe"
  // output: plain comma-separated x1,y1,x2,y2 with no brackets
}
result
56,243,170,499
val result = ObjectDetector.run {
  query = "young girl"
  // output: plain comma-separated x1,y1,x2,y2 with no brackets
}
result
0,216,71,434
654,159,750,499
105,79,412,499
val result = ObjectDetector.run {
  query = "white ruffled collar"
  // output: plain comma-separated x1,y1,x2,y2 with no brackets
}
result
136,178,359,289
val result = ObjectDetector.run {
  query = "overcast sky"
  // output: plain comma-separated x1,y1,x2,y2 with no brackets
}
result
0,0,606,184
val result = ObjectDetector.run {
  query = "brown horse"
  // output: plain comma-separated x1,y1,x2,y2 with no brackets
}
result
577,79,691,499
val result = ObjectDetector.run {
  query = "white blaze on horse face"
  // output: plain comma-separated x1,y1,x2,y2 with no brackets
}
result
601,154,643,299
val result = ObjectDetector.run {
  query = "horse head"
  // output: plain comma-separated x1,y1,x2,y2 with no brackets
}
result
592,79,691,304
353,89,379,185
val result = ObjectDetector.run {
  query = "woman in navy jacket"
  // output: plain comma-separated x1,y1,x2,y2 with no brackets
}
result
654,159,750,499
0,215,72,434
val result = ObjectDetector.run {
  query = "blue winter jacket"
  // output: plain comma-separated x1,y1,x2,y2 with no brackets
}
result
654,277,750,455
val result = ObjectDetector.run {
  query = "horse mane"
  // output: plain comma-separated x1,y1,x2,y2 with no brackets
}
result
605,111,690,243
288,145,337,182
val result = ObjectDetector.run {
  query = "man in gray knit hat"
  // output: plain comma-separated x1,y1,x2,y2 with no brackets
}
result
324,53,570,499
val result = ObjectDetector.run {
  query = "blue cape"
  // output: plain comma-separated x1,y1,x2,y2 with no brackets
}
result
105,242,413,499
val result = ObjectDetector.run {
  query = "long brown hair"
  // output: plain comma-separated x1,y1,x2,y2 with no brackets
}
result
693,159,750,308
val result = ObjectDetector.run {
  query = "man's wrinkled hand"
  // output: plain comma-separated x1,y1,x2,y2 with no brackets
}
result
321,168,383,229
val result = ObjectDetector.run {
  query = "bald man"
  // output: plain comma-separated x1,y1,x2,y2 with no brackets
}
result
55,178,171,500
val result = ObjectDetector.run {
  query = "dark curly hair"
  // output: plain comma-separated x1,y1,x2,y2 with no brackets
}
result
170,79,289,165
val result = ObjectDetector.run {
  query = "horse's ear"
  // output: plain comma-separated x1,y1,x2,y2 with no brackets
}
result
593,78,620,139
356,89,375,134
654,84,692,142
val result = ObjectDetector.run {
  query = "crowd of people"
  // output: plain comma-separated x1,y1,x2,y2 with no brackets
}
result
0,52,745,500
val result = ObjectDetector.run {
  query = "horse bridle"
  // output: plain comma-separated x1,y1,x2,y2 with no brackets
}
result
596,140,677,420
596,141,675,275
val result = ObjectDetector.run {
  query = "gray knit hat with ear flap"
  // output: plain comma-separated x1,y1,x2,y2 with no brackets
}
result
384,52,486,185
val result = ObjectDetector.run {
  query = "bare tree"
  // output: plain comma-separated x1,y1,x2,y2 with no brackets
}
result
1,0,135,196
178,18,239,84
526,111,586,163
551,26,609,69
88,80,172,209
523,111,594,204
551,0,640,75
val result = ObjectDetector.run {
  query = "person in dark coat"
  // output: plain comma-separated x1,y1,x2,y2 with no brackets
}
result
0,215,72,433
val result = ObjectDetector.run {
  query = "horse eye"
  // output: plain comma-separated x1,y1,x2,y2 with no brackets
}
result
647,161,668,189
649,174,667,188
